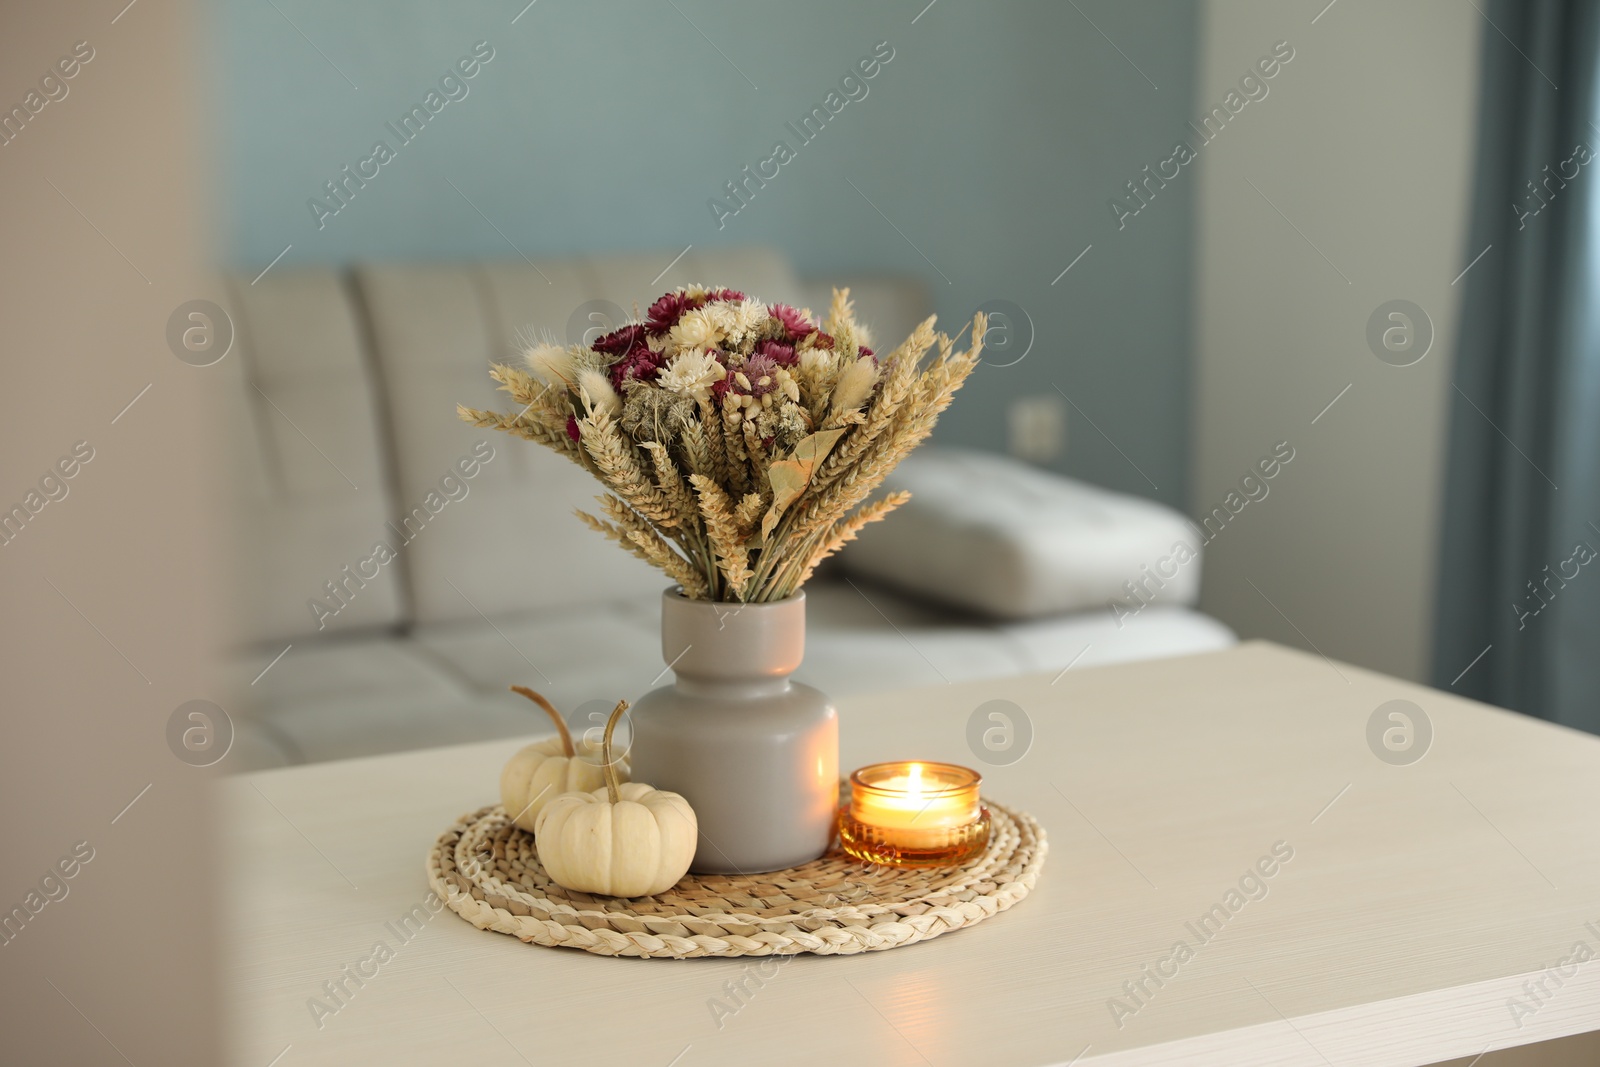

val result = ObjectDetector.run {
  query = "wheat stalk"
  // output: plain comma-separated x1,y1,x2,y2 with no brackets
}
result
641,442,700,531
688,474,754,598
719,400,751,496
679,419,714,480
579,406,678,527
741,419,770,486
733,491,766,537
575,504,708,598
770,489,911,598
811,318,935,491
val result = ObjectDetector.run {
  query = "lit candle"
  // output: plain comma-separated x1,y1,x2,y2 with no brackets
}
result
840,761,990,868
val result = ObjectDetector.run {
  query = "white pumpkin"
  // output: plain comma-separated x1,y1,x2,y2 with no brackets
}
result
500,686,629,831
534,700,697,898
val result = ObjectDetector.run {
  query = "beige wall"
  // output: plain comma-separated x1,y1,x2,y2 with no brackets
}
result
0,1,221,1062
1191,0,1482,681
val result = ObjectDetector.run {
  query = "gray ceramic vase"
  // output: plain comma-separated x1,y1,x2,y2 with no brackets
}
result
628,588,839,874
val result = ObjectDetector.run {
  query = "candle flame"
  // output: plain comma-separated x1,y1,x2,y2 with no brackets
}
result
908,762,923,798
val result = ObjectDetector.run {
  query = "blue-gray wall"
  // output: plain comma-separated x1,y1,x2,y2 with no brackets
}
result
217,0,1197,507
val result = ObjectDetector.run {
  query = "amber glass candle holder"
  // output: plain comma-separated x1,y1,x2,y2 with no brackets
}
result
838,761,990,868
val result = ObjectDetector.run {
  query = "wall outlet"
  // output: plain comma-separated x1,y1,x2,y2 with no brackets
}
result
1007,395,1066,463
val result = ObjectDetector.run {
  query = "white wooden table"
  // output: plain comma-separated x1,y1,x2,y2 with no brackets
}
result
225,642,1600,1066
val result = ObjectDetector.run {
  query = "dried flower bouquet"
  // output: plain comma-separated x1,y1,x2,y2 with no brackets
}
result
460,286,985,603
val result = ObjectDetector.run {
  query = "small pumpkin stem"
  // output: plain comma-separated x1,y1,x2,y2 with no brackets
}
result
509,686,575,758
600,699,629,805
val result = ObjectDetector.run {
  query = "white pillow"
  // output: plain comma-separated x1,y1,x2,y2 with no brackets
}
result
838,448,1202,620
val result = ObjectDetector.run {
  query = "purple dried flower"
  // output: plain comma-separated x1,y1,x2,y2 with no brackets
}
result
736,354,781,396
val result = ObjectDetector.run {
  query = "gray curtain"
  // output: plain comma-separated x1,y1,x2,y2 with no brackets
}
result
1434,0,1600,732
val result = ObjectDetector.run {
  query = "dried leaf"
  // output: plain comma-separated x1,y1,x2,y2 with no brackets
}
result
760,427,846,539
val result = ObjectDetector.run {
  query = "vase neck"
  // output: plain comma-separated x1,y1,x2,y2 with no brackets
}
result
672,674,794,700
658,589,807,697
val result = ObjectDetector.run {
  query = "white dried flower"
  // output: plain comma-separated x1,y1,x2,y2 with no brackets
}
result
723,300,771,346
670,307,723,353
524,342,576,385
577,367,621,416
656,350,726,399
702,303,739,335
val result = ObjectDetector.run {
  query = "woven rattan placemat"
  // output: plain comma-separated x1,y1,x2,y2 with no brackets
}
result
427,800,1046,958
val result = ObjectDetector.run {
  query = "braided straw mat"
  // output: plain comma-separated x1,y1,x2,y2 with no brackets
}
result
427,801,1046,959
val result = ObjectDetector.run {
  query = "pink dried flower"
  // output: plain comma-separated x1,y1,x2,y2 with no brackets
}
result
607,345,663,389
755,339,797,366
592,324,647,355
769,303,816,339
565,415,580,441
645,293,692,335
